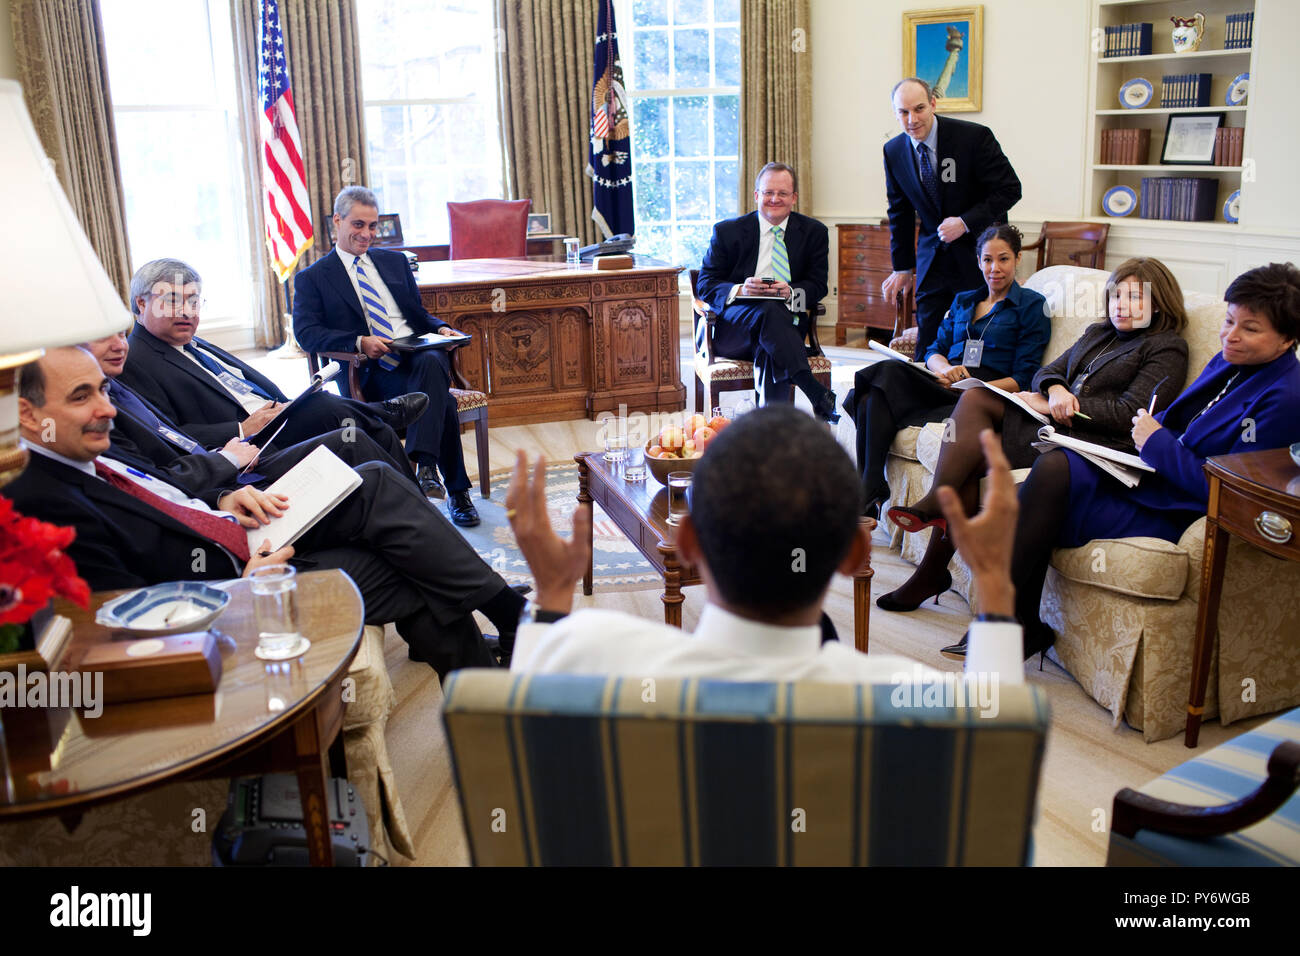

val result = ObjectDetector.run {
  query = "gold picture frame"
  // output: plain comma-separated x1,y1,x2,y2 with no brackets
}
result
903,6,984,113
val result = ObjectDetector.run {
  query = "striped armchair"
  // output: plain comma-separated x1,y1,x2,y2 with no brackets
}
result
441,671,1049,866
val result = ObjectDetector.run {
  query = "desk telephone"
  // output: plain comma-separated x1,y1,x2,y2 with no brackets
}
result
578,233,635,261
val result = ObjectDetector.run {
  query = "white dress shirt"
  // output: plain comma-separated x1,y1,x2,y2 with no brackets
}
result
727,214,796,313
175,343,267,414
335,245,416,349
513,603,941,683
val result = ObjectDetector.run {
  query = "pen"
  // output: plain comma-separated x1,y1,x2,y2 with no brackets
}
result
1148,375,1169,415
1073,410,1093,420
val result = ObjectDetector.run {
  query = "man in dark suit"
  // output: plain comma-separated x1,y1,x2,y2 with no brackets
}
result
292,186,479,527
115,258,429,485
13,347,526,681
696,163,838,421
881,78,1022,358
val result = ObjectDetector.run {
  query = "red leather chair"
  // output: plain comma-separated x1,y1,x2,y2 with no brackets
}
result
447,199,532,259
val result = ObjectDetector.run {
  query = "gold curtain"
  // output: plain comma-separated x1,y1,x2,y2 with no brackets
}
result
231,0,370,347
494,0,598,246
10,0,132,300
739,0,812,214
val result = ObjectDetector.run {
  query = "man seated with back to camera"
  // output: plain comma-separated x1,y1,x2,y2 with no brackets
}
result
503,404,1023,677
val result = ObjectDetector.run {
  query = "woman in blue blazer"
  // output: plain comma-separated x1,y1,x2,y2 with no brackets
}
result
842,223,1051,518
947,262,1300,662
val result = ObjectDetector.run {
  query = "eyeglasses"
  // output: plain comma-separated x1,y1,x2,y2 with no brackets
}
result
149,293,205,312
759,190,794,200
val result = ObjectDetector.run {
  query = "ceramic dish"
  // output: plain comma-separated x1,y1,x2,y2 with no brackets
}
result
1119,78,1153,109
1223,189,1241,223
1103,185,1138,217
95,581,231,637
1226,73,1249,106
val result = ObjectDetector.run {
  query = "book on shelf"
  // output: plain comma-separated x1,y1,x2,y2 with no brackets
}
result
1160,73,1212,109
1213,128,1242,166
1224,11,1254,50
1103,22,1151,57
1139,177,1219,222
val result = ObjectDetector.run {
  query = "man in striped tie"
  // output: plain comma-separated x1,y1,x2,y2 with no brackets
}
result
293,187,480,528
696,163,839,422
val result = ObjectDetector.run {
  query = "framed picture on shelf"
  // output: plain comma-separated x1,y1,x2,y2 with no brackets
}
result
527,213,551,235
1160,112,1225,165
902,5,983,112
371,213,404,247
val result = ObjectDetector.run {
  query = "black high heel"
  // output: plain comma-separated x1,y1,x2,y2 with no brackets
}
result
875,569,953,613
1023,621,1056,668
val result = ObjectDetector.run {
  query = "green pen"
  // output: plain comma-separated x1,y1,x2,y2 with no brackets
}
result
1073,410,1093,420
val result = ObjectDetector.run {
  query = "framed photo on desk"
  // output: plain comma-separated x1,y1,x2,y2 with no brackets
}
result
371,213,404,247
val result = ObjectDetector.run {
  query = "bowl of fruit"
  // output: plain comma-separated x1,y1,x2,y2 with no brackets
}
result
645,413,730,485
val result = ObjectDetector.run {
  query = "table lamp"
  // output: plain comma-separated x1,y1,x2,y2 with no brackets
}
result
0,79,135,485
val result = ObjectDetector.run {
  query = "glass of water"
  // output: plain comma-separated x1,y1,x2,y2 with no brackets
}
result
624,443,647,482
604,434,627,462
666,471,692,526
249,564,307,660
564,237,581,265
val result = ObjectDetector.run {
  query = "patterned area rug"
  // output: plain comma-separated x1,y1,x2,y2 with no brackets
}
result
454,462,663,592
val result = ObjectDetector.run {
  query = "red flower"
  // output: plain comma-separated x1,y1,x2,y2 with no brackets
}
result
0,495,90,625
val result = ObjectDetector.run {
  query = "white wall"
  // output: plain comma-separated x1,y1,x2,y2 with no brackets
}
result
808,0,1299,310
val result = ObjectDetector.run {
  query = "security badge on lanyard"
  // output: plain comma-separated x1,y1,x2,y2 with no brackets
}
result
962,302,1002,369
215,370,259,398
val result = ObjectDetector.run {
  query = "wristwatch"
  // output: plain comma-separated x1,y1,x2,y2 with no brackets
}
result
521,599,568,626
975,613,1017,624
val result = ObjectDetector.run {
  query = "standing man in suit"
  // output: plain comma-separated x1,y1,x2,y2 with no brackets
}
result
696,163,838,421
117,259,429,477
881,78,1022,359
12,347,526,680
293,186,479,527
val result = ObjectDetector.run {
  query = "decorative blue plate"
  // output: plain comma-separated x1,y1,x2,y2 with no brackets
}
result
1223,189,1241,223
1226,72,1249,106
1119,78,1154,109
1103,185,1138,217
95,581,231,636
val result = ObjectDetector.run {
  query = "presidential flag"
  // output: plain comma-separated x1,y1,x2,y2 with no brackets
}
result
586,0,634,239
258,0,313,281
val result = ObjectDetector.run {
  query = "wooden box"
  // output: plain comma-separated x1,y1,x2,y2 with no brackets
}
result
77,631,222,704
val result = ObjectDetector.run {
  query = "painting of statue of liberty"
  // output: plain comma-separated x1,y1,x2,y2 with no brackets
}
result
903,6,984,112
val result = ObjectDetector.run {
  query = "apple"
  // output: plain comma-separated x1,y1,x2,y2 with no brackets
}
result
686,414,708,436
693,426,717,450
707,415,729,433
648,444,664,458
659,425,685,450
683,439,697,455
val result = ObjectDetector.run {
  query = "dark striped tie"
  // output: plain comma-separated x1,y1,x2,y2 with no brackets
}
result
354,257,401,370
918,143,942,211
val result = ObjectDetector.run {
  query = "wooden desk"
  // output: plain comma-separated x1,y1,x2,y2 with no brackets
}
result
396,234,564,262
1186,448,1300,747
417,255,687,426
575,452,875,649
0,570,364,866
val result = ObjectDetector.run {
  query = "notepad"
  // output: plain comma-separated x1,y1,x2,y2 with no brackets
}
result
867,339,940,377
244,361,343,449
385,332,472,351
951,378,1050,424
1032,426,1154,489
245,446,363,555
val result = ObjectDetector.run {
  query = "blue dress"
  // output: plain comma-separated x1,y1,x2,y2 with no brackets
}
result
1058,350,1300,548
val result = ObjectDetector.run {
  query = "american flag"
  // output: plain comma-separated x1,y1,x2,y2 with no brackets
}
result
258,0,313,281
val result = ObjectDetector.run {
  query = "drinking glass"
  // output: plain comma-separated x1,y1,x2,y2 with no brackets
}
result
250,564,307,659
603,434,627,462
564,237,581,265
624,444,647,482
666,471,692,526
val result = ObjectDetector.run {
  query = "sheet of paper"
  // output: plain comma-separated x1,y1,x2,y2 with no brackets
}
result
952,378,1049,424
867,340,939,377
245,446,363,555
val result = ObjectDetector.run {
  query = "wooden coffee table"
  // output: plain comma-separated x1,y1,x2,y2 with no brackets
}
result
575,452,875,651
0,569,364,866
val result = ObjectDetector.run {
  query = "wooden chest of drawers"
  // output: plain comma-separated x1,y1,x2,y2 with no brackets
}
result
835,221,916,345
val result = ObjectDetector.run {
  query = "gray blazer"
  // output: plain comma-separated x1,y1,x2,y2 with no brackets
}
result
1016,322,1189,453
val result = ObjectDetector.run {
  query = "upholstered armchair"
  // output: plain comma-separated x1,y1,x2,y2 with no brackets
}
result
446,199,531,260
882,265,1300,742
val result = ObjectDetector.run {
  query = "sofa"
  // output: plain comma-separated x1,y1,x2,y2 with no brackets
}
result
882,265,1300,742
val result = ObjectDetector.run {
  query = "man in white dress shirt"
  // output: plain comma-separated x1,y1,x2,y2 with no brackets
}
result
504,404,1023,678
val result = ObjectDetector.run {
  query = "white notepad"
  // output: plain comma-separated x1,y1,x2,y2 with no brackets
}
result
245,445,363,555
868,339,939,377
1032,425,1155,489
951,377,1050,424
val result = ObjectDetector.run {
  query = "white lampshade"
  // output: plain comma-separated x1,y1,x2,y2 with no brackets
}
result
0,78,134,352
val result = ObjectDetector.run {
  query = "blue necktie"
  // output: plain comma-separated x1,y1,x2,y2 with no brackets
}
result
184,344,274,400
353,258,401,371
917,143,942,211
109,381,200,452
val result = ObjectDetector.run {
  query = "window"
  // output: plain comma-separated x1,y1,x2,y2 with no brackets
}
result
625,0,740,269
357,0,505,245
101,0,255,334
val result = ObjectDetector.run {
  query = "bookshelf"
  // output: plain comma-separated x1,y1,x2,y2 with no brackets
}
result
1087,0,1257,226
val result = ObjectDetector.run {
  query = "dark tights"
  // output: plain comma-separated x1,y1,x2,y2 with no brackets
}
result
1010,449,1072,638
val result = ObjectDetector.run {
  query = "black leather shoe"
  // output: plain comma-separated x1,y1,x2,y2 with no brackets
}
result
447,490,481,527
812,389,841,425
939,633,968,660
417,465,446,499
375,392,430,430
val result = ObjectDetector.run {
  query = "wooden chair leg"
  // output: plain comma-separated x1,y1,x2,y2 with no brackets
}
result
695,378,704,415
474,411,490,499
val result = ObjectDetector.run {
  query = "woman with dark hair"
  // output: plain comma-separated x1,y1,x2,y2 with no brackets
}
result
878,256,1191,612
842,223,1051,519
945,262,1300,663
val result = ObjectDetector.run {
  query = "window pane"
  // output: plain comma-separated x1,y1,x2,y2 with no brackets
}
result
357,0,493,101
675,0,708,24
713,93,739,156
672,28,710,87
632,97,668,159
634,28,669,89
673,96,708,157
674,161,711,221
715,0,740,23
633,0,668,27
637,224,672,263
101,0,217,105
714,161,739,218
675,224,712,270
635,162,671,222
714,26,740,86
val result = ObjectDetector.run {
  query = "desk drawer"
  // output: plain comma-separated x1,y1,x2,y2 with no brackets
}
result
837,226,891,251
1215,480,1300,561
